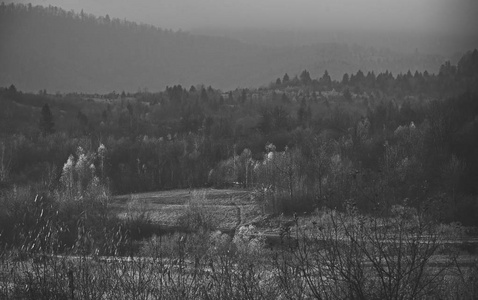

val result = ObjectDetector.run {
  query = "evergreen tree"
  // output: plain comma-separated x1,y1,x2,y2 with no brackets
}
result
39,103,54,136
240,89,247,103
342,73,349,85
283,73,290,84
200,87,209,102
300,69,312,85
321,70,332,88
7,84,17,97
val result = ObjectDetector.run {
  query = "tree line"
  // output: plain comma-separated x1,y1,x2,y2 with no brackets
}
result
0,50,477,224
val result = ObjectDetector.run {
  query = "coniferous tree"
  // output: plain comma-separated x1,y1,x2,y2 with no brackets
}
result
240,89,247,103
7,84,16,94
300,69,312,85
39,103,54,136
342,73,350,85
282,73,290,84
321,70,332,89
200,88,209,102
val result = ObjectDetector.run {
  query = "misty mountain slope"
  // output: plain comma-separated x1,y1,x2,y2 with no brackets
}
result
0,4,445,93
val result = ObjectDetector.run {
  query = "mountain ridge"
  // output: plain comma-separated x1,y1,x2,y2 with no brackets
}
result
0,3,446,93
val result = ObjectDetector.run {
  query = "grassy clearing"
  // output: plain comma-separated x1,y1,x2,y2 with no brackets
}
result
113,188,252,205
112,189,261,230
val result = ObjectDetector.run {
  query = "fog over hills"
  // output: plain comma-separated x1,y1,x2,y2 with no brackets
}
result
10,0,478,38
0,3,462,93
192,27,477,58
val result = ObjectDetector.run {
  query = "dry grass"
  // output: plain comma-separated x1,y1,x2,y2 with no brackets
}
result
2,192,478,300
112,189,261,230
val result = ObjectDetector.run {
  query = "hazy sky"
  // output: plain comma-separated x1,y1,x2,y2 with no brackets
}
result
8,0,478,37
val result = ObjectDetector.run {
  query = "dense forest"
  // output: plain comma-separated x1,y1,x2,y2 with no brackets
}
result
0,3,446,92
1,49,477,226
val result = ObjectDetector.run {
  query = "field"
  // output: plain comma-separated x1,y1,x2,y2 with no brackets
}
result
2,188,478,299
110,189,263,232
109,188,478,247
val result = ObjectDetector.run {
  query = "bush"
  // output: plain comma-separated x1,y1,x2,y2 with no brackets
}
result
274,206,456,299
177,190,217,231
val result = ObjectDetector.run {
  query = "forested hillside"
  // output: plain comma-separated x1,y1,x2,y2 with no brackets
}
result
1,49,477,225
0,3,445,93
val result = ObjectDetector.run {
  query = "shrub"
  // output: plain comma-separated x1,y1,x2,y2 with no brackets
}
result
177,190,217,231
275,206,455,299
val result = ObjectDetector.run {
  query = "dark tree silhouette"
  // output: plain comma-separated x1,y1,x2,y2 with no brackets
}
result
240,89,247,103
7,84,16,94
300,69,312,85
342,73,350,85
321,70,332,88
39,103,54,136
282,73,290,83
200,88,209,102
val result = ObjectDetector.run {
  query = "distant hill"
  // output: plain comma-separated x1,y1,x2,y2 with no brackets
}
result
0,3,447,93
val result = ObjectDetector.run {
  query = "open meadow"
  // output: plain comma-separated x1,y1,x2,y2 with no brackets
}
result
111,189,262,232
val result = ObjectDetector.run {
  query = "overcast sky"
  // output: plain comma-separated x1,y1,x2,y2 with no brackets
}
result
8,0,478,37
